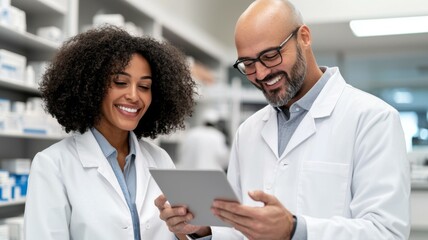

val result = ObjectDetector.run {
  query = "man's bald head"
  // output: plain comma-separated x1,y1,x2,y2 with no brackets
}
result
235,0,303,47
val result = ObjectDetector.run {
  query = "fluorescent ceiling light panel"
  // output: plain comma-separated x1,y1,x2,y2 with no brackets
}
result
350,16,428,37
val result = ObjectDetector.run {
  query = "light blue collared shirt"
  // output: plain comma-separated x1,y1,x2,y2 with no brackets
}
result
91,128,140,240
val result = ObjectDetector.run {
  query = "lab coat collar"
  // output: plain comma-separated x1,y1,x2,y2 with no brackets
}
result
261,67,346,159
310,67,345,119
75,130,107,168
261,67,345,121
75,131,155,210
75,131,127,204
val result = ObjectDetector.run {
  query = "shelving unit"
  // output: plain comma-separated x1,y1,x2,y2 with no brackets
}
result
0,0,76,220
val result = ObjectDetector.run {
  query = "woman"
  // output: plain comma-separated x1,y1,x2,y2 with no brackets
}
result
24,26,196,240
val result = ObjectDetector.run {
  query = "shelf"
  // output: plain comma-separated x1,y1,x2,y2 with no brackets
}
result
11,0,67,15
0,132,65,140
0,78,39,94
0,199,25,207
412,181,428,191
78,0,155,35
0,24,59,53
126,0,226,68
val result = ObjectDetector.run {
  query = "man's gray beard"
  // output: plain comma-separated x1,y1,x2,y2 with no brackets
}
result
264,45,306,107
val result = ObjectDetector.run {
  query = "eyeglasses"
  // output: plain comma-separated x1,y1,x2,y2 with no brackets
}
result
233,27,300,75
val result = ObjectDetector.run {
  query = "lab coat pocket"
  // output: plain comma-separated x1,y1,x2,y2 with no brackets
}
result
298,161,349,217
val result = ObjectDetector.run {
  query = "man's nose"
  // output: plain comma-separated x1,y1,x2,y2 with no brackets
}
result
254,61,270,80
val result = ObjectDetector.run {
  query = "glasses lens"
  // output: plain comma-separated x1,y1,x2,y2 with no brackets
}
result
236,61,255,75
234,48,284,75
260,49,282,68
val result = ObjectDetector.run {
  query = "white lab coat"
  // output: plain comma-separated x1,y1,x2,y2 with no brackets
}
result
24,131,175,240
177,125,229,170
212,67,410,240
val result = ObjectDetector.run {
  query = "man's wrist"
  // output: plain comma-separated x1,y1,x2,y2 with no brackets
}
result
187,226,211,239
187,233,202,239
290,215,297,238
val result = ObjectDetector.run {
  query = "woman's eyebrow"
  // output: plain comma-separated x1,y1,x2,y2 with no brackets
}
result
116,72,152,79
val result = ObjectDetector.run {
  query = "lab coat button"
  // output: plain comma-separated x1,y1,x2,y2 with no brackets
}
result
265,184,272,190
123,226,129,229
145,223,150,229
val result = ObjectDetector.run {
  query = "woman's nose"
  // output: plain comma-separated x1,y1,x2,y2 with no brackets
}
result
125,85,138,101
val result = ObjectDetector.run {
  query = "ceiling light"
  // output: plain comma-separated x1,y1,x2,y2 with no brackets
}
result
349,16,428,37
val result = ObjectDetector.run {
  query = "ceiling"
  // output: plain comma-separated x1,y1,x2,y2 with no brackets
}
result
308,21,428,53
152,0,428,62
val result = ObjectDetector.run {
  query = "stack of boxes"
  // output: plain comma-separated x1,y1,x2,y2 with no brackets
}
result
0,158,28,239
0,0,26,33
0,97,64,136
0,158,30,203
0,49,27,85
0,216,23,240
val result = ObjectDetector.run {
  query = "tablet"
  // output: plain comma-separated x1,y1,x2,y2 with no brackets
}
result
149,168,241,227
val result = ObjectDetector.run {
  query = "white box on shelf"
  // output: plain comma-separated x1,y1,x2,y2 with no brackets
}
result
37,26,63,43
26,97,43,114
0,98,10,114
0,158,31,175
2,113,23,134
9,6,26,33
0,0,11,27
0,170,11,202
0,170,8,184
0,224,9,240
28,61,49,86
93,13,125,27
25,65,35,86
124,22,144,36
21,113,47,135
0,49,26,82
0,99,11,132
11,101,25,114
0,216,23,240
45,114,64,136
0,0,10,9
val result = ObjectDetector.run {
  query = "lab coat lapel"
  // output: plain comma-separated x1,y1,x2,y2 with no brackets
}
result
75,131,127,204
132,134,155,213
261,108,280,159
281,68,346,158
281,113,316,158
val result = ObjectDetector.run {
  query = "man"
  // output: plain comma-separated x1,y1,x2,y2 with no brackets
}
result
155,0,410,239
176,109,229,171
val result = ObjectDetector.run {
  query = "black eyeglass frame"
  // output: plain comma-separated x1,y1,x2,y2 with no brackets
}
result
233,27,301,75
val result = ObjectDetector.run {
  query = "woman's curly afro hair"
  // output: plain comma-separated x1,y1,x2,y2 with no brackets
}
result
40,25,197,139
